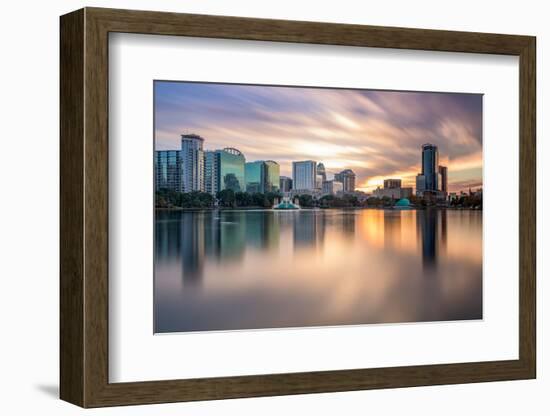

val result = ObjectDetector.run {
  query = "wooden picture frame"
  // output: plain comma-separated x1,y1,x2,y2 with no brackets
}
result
60,7,536,408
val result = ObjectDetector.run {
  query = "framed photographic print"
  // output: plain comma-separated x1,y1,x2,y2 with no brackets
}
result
60,7,536,407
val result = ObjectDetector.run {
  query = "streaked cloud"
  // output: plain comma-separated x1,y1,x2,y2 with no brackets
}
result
155,81,482,193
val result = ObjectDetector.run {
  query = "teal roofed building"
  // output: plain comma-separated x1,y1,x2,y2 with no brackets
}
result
394,198,412,209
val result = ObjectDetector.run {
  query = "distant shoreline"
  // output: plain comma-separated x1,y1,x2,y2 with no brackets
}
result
155,206,482,211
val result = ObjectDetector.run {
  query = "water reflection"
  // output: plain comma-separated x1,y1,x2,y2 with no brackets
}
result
154,209,482,333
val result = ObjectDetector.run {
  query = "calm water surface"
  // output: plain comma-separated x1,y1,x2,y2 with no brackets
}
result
154,209,482,333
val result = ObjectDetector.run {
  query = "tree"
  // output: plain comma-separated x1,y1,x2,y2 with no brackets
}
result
298,194,314,208
217,189,236,207
235,191,253,207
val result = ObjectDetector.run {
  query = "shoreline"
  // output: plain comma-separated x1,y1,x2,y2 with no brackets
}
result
155,206,482,211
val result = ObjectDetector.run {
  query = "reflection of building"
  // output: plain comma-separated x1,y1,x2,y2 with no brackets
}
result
417,209,448,268
155,150,182,192
181,134,205,192
292,160,317,191
418,209,437,268
204,147,246,194
245,212,280,250
264,160,280,192
322,180,343,195
334,169,356,193
416,143,447,200
279,176,293,193
374,178,412,199
245,161,266,193
293,211,319,247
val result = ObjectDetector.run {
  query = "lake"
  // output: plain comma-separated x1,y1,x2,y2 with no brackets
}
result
154,208,482,333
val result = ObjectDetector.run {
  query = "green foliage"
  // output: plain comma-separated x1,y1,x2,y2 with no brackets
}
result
318,194,361,208
155,189,214,208
450,194,482,209
216,189,236,207
298,194,315,208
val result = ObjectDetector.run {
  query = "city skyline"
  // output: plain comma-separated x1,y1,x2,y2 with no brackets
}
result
155,81,482,193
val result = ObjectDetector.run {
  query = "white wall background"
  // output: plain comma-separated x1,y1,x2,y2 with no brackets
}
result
0,0,546,414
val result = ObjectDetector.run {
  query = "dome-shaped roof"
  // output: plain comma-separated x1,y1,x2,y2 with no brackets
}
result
395,198,411,207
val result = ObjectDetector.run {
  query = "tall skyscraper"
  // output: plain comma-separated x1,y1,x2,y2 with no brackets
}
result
218,147,246,192
264,160,280,192
245,161,266,193
419,143,439,192
155,150,182,192
317,163,326,181
292,160,317,191
204,150,220,195
438,165,448,195
181,134,205,192
203,147,246,195
334,169,356,193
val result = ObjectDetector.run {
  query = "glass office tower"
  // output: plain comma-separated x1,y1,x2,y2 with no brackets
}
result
264,160,280,192
155,150,182,192
245,161,266,193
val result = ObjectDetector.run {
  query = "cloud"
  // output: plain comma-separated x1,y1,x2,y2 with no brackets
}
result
155,82,482,192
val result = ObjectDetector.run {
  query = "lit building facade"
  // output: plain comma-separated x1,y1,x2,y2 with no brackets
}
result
155,150,182,192
181,134,205,192
292,160,317,191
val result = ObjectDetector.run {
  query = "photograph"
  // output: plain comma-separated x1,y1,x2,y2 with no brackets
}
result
153,80,483,334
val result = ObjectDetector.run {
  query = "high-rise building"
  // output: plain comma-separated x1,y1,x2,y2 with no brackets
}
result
203,147,246,195
204,150,219,195
264,160,280,192
181,134,205,192
292,160,317,191
384,179,402,189
420,143,439,192
218,147,245,192
245,161,266,193
316,174,324,190
155,150,182,192
438,165,448,195
416,174,426,195
334,169,356,193
317,163,326,181
322,180,343,195
279,176,293,193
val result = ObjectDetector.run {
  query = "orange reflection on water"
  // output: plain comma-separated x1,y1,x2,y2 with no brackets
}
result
154,208,483,333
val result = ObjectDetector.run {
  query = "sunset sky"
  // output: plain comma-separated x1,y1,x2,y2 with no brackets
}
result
154,81,482,193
